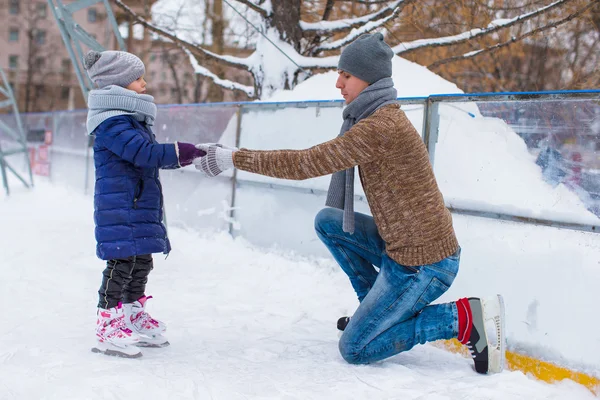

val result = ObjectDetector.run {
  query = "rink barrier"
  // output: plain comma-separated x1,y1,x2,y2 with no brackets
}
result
232,179,599,234
434,339,600,395
8,89,599,234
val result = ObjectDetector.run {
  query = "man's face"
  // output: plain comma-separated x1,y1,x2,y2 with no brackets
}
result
336,70,369,104
126,76,147,94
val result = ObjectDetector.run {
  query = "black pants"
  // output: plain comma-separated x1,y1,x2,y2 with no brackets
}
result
98,254,154,309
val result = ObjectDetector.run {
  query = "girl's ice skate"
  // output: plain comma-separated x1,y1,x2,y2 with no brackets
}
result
92,303,142,358
123,295,169,348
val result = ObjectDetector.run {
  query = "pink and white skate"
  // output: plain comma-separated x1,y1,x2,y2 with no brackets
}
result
123,296,169,348
92,303,142,358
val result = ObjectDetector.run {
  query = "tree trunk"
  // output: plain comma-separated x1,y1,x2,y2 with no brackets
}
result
208,0,225,102
269,0,302,51
24,30,35,112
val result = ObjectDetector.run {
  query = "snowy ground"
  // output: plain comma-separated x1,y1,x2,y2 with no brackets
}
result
0,180,596,400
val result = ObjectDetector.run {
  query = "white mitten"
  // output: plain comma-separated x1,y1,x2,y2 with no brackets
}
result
193,143,236,177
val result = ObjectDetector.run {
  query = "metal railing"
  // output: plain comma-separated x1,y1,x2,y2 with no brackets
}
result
1,89,598,235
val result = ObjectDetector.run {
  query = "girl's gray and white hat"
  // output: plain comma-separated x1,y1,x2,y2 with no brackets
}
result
83,50,145,88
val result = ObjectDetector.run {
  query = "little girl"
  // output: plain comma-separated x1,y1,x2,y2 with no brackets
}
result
84,50,205,358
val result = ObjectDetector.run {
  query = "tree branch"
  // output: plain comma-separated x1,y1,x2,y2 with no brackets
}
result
231,0,269,18
181,47,255,98
300,0,408,35
113,0,250,71
394,0,575,55
306,0,335,54
315,0,414,52
428,0,600,69
473,0,549,12
333,0,398,3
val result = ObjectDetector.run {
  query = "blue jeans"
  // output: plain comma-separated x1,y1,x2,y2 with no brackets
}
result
315,208,460,364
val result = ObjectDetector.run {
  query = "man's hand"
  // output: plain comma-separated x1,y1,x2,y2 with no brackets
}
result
193,143,236,177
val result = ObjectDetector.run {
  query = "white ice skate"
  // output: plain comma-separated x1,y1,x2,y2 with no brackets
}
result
92,304,142,358
123,296,169,348
466,295,506,374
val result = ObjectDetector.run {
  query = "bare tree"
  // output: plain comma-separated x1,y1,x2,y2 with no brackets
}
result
113,0,599,99
207,0,225,102
158,45,185,104
4,0,63,112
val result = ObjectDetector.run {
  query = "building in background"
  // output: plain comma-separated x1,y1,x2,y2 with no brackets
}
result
0,0,250,113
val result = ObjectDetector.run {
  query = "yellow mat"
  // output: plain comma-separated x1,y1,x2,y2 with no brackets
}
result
434,339,600,396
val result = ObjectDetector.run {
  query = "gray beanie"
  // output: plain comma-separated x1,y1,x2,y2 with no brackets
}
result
83,50,145,88
338,33,394,84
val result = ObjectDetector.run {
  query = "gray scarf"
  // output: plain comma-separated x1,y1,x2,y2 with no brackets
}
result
86,85,157,135
325,77,398,234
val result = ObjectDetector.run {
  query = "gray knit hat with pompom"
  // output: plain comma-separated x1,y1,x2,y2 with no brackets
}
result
83,50,145,88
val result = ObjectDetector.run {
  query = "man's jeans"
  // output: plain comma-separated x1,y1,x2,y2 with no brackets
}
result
315,208,460,364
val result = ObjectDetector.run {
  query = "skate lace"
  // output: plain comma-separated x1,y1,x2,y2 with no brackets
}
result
466,315,502,359
466,342,476,359
100,314,132,337
493,315,502,350
133,310,158,328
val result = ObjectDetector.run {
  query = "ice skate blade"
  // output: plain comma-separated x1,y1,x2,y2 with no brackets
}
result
135,334,170,348
482,294,506,374
91,344,142,359
136,340,170,348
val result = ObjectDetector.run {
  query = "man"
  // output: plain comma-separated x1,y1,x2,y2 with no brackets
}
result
194,33,505,374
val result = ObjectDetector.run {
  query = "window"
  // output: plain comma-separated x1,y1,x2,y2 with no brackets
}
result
35,84,44,96
9,0,19,15
150,54,156,62
61,86,70,100
9,28,19,42
35,57,45,69
8,55,18,69
35,30,46,45
88,8,97,23
37,3,47,18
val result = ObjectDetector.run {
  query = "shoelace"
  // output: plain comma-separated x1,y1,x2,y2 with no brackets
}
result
466,316,502,357
466,342,476,359
102,314,133,336
132,310,158,328
494,316,502,350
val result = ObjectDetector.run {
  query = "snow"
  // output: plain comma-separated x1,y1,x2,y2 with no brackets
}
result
1,14,598,396
151,0,262,49
0,179,596,399
192,53,600,375
249,57,597,227
391,0,568,54
266,56,462,102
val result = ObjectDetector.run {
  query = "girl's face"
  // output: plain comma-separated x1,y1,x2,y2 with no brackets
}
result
335,70,369,104
126,76,147,94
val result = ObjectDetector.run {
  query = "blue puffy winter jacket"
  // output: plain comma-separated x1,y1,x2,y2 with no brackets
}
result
92,115,179,260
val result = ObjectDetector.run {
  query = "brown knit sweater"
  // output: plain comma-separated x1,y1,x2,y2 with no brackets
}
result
233,104,458,266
